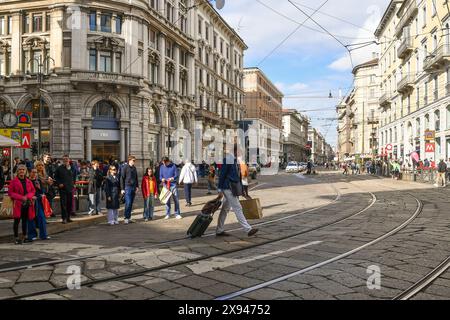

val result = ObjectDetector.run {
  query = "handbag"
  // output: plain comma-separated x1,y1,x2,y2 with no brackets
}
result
0,195,13,218
159,181,173,205
41,195,53,218
229,161,243,197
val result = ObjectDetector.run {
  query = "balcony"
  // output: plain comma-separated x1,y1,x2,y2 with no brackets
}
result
220,117,236,128
70,70,142,88
379,92,391,108
395,0,418,37
423,44,450,72
397,74,415,94
195,108,221,122
397,36,413,59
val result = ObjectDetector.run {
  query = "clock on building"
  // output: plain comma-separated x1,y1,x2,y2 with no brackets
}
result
2,112,18,128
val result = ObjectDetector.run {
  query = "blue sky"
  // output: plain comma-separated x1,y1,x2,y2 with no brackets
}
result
217,0,389,148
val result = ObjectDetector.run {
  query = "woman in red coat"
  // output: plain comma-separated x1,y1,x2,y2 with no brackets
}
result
141,167,158,221
8,164,36,244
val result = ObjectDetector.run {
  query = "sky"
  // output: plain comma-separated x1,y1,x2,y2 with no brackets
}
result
216,0,390,149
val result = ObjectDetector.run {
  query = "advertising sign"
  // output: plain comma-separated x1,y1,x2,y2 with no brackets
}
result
16,111,33,128
424,130,435,141
0,129,22,144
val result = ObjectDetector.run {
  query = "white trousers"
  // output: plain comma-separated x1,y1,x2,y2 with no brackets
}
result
216,189,252,234
108,209,119,224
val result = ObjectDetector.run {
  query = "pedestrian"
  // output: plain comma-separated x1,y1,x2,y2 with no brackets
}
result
120,155,139,224
179,159,198,207
55,155,75,224
343,163,348,175
446,158,450,183
104,165,121,225
28,167,50,240
42,153,56,218
160,156,182,219
207,164,217,195
8,165,36,244
239,158,251,199
141,167,158,221
216,144,258,237
435,158,447,187
88,160,103,215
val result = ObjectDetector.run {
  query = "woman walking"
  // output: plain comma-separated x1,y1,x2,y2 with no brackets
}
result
239,160,251,199
28,167,50,240
141,167,158,221
104,166,121,225
8,165,36,244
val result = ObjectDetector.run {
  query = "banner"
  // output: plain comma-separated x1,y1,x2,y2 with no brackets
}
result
16,111,33,128
0,129,22,144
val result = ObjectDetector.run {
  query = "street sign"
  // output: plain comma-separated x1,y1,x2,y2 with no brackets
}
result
20,132,31,149
16,111,32,128
425,143,435,153
386,144,393,152
424,130,435,141
2,148,10,157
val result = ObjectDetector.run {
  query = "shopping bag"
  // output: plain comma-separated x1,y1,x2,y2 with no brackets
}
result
159,186,173,205
240,198,263,220
41,195,53,218
0,195,13,218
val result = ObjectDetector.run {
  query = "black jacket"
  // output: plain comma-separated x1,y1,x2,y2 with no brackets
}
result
55,164,75,192
105,175,121,209
120,164,138,190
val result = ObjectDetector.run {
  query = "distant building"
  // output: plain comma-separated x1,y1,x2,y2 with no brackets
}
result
282,109,310,163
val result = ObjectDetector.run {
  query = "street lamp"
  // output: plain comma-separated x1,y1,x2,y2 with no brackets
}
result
26,56,57,157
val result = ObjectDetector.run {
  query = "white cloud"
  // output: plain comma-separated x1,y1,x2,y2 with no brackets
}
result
275,82,309,94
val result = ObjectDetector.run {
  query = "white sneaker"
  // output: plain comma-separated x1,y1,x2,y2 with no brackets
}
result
434,184,439,187
114,221,119,225
176,215,182,220
109,222,115,226
124,219,129,224
164,215,170,220
88,209,94,215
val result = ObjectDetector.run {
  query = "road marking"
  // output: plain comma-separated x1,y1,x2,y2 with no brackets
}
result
185,241,322,274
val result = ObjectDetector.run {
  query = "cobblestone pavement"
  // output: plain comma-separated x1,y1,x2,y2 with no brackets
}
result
0,172,449,300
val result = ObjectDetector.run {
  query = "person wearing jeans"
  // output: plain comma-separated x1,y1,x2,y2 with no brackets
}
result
88,160,103,215
141,167,158,221
216,149,258,237
179,160,198,206
120,156,139,224
55,155,76,224
159,157,181,219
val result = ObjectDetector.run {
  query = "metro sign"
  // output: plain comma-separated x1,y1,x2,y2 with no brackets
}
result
385,144,393,152
20,132,31,149
425,143,435,153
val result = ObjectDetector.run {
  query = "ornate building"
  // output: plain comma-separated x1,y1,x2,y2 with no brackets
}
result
0,0,245,170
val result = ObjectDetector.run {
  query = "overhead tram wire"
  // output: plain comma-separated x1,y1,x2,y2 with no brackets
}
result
256,0,330,66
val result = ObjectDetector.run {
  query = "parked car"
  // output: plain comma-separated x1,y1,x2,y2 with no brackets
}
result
285,162,299,173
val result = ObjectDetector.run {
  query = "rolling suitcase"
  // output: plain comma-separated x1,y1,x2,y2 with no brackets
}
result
187,196,222,238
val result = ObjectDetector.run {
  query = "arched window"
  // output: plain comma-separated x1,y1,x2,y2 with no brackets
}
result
0,99,11,119
416,118,421,136
25,99,50,118
92,100,117,118
425,114,430,130
168,111,176,128
181,114,189,130
435,109,440,131
149,106,161,124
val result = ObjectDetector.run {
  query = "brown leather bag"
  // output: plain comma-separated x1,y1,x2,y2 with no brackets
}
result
201,197,222,216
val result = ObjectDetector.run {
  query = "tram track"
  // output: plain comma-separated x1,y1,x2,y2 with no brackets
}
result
2,181,378,300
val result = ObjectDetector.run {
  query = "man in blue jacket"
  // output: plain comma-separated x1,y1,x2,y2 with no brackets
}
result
120,155,139,224
159,156,182,219
216,146,258,237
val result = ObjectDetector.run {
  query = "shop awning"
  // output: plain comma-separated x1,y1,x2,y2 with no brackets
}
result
0,135,20,147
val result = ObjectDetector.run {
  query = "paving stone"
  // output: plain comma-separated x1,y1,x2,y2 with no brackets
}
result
59,287,115,300
108,265,144,274
17,270,52,283
141,278,182,293
13,281,55,296
411,292,449,300
49,274,90,288
311,280,354,296
291,287,336,300
84,270,117,280
85,260,106,270
92,281,135,292
146,269,187,281
123,276,154,284
113,286,160,300
289,274,328,284
422,284,450,297
0,288,15,299
23,293,68,300
0,277,15,289
163,286,214,300
243,288,294,300
199,283,242,296
174,275,218,289
223,264,257,275
268,281,310,292
202,270,261,288
335,292,374,300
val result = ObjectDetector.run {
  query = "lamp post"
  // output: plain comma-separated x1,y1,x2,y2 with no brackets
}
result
26,56,56,157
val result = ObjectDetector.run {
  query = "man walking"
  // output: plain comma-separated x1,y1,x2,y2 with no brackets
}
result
446,158,450,184
216,145,258,237
435,158,447,187
120,156,139,224
88,160,103,215
179,159,197,207
55,155,76,224
160,157,182,219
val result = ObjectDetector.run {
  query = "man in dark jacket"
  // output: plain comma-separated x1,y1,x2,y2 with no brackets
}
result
216,145,258,237
120,155,139,224
88,160,103,215
55,155,76,224
435,158,447,188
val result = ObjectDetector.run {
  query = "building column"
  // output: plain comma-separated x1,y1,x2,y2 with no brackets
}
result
188,54,195,96
86,126,92,161
120,127,126,161
174,45,180,93
158,33,166,86
10,12,21,74
49,7,64,69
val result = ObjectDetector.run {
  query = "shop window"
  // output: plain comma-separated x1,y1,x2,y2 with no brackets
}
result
92,100,117,118
25,99,50,118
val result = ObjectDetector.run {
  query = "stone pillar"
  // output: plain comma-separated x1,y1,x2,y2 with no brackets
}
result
188,53,195,96
49,7,65,69
86,126,92,161
120,127,126,161
174,45,180,93
158,33,166,86
10,12,21,74
71,8,87,69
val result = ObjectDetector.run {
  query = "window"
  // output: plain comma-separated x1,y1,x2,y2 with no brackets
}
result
46,14,50,31
115,16,122,34
447,106,450,129
205,24,209,40
425,114,430,130
115,53,121,73
25,99,50,118
23,15,30,33
423,6,427,28
149,106,160,124
435,110,440,131
0,51,10,76
89,11,96,31
432,0,437,17
92,100,117,118
198,17,202,35
149,29,157,48
0,16,4,35
416,118,421,136
89,49,97,71
99,52,112,72
213,33,217,49
100,13,111,33
32,14,43,32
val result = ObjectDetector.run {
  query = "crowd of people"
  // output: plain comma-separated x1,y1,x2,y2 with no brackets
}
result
2,149,258,245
